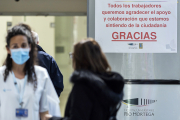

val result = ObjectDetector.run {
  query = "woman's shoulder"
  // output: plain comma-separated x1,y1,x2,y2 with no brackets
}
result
71,83,92,96
0,66,6,74
34,65,50,83
34,65,48,75
0,66,6,82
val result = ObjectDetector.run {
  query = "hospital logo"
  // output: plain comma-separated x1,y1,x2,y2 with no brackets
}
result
123,98,156,117
128,43,138,46
139,43,143,49
3,89,12,92
128,43,138,49
122,98,157,107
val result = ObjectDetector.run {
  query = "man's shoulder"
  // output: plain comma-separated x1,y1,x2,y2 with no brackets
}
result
38,51,52,58
38,51,54,62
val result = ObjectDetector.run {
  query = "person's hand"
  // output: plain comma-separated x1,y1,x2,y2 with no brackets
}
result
45,114,52,120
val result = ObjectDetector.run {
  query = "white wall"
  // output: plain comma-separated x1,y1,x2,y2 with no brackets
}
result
12,16,24,26
0,17,12,65
0,0,86,14
25,16,55,58
74,16,87,43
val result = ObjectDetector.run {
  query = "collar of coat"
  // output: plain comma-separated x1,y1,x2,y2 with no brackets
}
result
37,45,46,53
70,70,124,106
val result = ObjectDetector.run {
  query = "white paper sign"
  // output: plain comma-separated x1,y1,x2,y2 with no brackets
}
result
95,0,177,53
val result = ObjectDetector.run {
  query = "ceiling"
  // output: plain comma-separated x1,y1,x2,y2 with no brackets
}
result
0,0,87,16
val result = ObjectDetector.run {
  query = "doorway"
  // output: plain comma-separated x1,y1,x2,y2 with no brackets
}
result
0,16,87,116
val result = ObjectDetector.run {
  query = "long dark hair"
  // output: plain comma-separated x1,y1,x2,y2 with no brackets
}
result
4,23,37,90
73,38,111,73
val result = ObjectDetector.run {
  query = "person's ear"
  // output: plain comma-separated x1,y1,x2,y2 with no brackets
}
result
6,45,11,54
37,41,39,45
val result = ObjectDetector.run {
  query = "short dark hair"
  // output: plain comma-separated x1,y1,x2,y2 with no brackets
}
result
73,38,111,73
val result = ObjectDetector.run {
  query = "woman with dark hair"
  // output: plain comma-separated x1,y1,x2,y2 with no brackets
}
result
49,38,124,120
0,23,58,120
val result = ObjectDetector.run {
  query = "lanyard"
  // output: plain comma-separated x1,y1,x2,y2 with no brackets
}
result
12,71,27,108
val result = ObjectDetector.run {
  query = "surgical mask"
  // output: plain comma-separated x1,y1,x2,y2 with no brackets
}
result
10,48,30,65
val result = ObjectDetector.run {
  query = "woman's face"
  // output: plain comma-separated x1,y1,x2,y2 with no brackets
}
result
7,35,31,54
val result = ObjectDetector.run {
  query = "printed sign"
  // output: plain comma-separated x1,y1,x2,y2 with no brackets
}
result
117,85,180,120
95,0,177,53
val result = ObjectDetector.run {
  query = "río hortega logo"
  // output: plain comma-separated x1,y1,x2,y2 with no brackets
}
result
122,98,157,117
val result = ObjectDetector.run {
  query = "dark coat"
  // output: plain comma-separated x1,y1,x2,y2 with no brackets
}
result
62,70,124,120
37,45,64,97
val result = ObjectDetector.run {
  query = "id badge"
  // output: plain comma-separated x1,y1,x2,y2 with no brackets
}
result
16,108,28,117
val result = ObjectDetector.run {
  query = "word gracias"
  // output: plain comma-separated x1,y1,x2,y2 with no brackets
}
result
112,32,157,40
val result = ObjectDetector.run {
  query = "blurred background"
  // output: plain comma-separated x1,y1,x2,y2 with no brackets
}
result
0,16,87,116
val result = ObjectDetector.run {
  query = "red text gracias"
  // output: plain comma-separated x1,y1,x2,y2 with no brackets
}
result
112,32,157,41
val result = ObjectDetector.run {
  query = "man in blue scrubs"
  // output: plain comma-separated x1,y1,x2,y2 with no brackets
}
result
32,31,64,97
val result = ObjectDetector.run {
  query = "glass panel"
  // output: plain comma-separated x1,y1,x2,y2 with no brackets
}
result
55,16,87,116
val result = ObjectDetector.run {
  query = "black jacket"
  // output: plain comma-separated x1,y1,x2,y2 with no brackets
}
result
37,45,64,97
62,70,124,120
